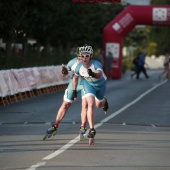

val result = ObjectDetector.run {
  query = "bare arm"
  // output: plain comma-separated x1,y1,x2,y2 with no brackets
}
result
72,74,79,100
72,74,79,90
94,70,102,79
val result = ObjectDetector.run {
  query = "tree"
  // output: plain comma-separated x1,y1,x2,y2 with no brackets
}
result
0,0,23,59
149,0,170,55
0,1,124,68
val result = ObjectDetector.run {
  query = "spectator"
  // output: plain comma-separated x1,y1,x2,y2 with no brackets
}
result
159,51,170,80
136,51,149,79
131,53,140,79
98,50,104,68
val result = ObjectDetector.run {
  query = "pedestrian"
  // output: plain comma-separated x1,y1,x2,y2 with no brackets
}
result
131,53,140,79
98,50,104,68
136,51,149,79
159,51,170,80
43,46,88,140
72,45,108,144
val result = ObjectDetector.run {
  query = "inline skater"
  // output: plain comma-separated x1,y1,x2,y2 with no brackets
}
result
72,45,109,145
43,46,87,140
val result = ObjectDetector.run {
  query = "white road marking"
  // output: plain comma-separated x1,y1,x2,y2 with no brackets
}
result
25,162,46,170
45,122,51,125
43,137,79,160
101,79,167,123
25,79,167,169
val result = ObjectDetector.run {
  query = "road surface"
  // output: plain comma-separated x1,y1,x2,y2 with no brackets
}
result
0,69,170,170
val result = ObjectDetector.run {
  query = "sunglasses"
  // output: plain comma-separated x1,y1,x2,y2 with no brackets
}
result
81,55,90,58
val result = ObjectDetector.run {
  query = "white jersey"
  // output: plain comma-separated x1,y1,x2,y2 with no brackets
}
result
67,57,79,73
75,60,107,87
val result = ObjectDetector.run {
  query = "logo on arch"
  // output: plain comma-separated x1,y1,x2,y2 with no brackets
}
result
153,8,168,21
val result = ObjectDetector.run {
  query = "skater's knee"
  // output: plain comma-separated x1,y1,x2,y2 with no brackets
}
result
81,99,89,112
62,102,71,109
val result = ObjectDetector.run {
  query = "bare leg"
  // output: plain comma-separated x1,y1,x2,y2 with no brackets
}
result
81,99,87,126
55,100,71,126
159,67,168,79
166,68,170,78
83,96,95,129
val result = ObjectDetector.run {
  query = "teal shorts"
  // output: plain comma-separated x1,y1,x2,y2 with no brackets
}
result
82,79,106,101
64,78,85,103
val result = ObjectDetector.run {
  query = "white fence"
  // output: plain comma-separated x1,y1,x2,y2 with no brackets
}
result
0,65,71,105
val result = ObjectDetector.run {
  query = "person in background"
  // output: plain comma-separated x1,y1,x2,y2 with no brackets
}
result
159,51,170,80
131,53,140,79
98,50,104,68
136,51,149,79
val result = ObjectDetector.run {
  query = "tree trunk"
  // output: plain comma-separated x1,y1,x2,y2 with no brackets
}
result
22,38,28,58
6,40,12,65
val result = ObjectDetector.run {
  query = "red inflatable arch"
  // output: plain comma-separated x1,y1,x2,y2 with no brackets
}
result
103,5,170,79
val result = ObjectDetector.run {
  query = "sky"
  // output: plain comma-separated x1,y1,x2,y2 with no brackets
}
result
123,0,150,5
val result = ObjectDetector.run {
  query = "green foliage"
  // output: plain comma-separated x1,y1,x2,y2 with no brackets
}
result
148,42,157,56
122,57,134,73
1,0,170,70
0,1,124,69
0,0,123,48
0,0,22,40
151,0,170,5
123,26,150,59
124,0,170,56
0,48,71,69
124,27,148,47
149,0,170,55
148,26,170,55
51,2,123,48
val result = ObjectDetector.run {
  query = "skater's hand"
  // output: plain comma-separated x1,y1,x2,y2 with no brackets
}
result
72,90,77,100
87,69,95,78
61,64,68,75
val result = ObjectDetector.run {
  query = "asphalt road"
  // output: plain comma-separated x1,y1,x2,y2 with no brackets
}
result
0,69,170,170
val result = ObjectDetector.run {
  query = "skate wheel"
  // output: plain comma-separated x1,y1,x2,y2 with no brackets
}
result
79,134,84,141
89,138,95,145
43,134,48,141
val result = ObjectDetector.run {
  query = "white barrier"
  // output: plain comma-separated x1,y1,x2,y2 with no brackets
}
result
0,70,11,97
0,65,71,98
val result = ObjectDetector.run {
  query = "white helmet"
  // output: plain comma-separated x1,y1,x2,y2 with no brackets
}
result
80,45,93,54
